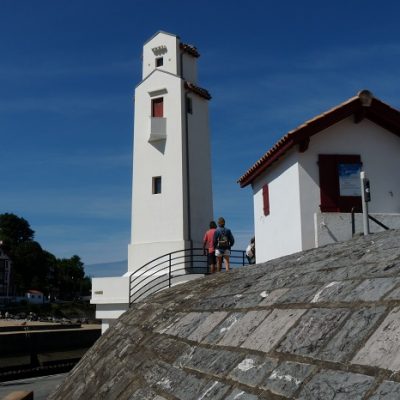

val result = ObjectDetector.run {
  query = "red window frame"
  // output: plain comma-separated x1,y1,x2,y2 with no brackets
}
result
152,98,164,117
318,154,362,212
262,184,270,216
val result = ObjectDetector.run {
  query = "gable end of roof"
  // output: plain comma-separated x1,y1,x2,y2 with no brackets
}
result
238,91,400,187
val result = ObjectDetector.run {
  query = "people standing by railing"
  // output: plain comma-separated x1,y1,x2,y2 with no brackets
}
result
213,217,235,272
203,221,217,273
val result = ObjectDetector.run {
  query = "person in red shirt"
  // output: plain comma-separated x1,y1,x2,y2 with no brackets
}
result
203,221,217,273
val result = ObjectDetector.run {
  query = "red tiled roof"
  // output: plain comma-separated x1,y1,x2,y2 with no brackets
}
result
184,81,211,100
180,42,200,58
238,91,400,187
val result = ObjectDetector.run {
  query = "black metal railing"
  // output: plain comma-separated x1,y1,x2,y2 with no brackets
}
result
129,248,248,305
351,208,390,236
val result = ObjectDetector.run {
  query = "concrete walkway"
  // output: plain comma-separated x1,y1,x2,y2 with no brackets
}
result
0,374,66,400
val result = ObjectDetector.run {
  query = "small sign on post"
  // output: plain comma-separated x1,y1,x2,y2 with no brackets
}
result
360,171,371,235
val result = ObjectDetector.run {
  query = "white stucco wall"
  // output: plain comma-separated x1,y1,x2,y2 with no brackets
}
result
181,52,197,83
128,71,186,271
142,32,179,80
315,212,400,247
186,93,213,248
298,117,400,243
252,150,303,262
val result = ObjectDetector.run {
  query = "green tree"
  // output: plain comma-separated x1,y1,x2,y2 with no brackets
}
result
0,213,34,247
0,213,91,299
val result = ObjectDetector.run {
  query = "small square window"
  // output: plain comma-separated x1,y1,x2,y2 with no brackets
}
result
156,57,163,67
186,97,193,114
152,176,162,194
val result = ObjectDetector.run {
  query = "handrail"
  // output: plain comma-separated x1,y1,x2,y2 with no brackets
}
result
129,248,249,305
351,208,390,236
368,214,389,230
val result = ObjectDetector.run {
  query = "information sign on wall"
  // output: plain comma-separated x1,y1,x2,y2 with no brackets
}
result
338,163,361,196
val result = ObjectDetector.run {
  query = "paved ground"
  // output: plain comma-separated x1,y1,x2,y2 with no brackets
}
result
50,230,400,399
0,373,66,400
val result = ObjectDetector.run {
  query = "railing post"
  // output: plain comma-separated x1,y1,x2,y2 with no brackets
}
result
243,250,245,266
360,171,370,235
169,253,172,287
351,207,356,237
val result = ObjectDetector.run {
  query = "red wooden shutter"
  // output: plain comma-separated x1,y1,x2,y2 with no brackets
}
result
262,184,270,216
319,154,340,212
152,98,164,117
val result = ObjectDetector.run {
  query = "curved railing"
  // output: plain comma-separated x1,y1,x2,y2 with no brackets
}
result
129,248,248,305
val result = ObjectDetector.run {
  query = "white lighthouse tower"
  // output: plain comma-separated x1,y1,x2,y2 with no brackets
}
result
91,32,213,332
128,31,213,270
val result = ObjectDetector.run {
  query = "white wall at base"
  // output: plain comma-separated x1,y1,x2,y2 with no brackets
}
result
91,276,129,304
94,303,129,319
252,150,303,262
315,212,400,247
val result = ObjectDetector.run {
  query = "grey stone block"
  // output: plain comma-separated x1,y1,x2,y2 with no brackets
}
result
309,280,358,303
319,306,386,362
191,295,245,310
187,311,228,342
217,310,270,347
144,336,192,363
128,389,166,400
224,389,260,399
297,369,374,399
352,307,400,371
164,312,209,338
193,380,231,400
233,293,266,308
261,361,315,397
176,346,243,377
241,308,306,353
276,308,349,357
202,312,243,344
275,285,321,304
345,278,400,302
369,380,400,399
228,355,278,387
258,288,289,306
384,285,400,300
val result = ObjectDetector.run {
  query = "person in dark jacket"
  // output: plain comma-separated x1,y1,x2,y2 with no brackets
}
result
213,217,235,272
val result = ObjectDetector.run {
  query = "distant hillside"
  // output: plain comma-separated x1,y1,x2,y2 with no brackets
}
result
84,260,127,278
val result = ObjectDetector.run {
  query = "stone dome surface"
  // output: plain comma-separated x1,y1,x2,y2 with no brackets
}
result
51,230,400,399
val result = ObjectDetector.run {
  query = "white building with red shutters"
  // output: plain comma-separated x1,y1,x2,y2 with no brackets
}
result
91,32,213,332
239,90,400,263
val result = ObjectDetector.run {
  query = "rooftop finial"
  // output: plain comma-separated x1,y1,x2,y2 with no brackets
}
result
358,89,373,107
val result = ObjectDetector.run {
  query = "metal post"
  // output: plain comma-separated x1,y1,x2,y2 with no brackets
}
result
360,171,370,235
351,207,356,237
168,253,172,287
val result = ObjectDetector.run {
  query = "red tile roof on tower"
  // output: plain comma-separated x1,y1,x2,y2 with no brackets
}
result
184,81,212,100
238,90,400,187
180,42,200,58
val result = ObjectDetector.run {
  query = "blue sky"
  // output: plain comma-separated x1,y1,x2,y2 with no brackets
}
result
2,0,400,270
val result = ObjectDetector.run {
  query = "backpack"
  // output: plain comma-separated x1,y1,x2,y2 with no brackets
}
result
217,229,230,249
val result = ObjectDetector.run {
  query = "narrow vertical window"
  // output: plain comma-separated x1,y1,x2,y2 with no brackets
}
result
152,176,162,194
152,98,164,117
186,97,193,114
262,184,270,216
155,57,163,67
